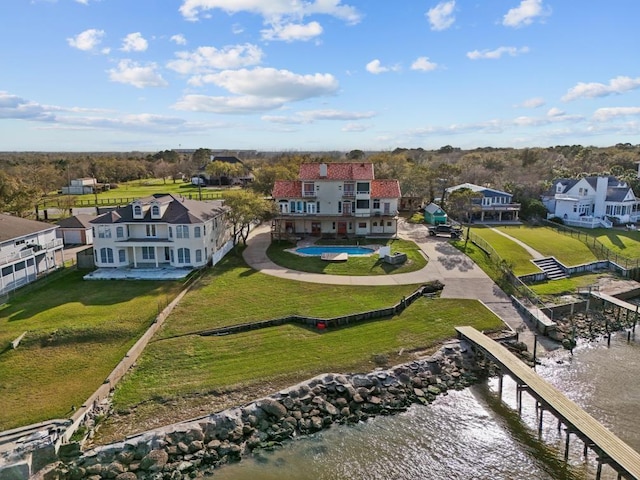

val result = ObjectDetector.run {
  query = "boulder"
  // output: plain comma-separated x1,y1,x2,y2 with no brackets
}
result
257,399,288,419
139,449,169,472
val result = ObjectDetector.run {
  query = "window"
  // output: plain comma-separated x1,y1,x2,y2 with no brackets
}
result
343,183,355,196
177,248,191,264
116,226,124,238
118,249,126,263
194,226,201,238
358,222,366,228
280,202,289,213
151,205,160,217
307,202,316,214
176,225,189,238
98,226,111,238
146,224,157,237
169,227,173,238
203,225,206,235
195,249,202,263
387,221,392,227
338,201,342,213
141,246,155,260
134,205,142,217
316,202,320,214
373,199,380,209
303,183,315,197
100,248,114,263
356,182,369,194
356,199,370,209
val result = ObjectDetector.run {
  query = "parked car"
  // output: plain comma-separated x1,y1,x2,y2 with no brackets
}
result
428,224,462,238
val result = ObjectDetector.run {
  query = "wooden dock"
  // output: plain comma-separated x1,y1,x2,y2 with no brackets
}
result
456,326,640,480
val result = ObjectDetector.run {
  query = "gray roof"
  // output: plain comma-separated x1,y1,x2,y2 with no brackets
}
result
56,214,96,229
0,213,57,243
607,186,633,202
424,203,446,215
90,194,227,225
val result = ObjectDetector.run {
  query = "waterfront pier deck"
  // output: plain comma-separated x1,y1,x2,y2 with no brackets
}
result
456,326,640,480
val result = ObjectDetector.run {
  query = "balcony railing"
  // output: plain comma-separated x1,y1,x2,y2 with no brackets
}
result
0,238,63,266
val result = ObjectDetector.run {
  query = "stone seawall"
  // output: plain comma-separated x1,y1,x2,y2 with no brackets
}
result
50,340,492,480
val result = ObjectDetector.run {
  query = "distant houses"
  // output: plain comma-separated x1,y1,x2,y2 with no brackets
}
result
446,183,520,222
542,176,640,228
0,213,64,295
424,203,448,225
56,214,96,245
192,155,254,187
61,178,100,195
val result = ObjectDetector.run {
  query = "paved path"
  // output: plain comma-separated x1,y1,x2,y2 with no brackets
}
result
489,227,546,259
243,220,546,350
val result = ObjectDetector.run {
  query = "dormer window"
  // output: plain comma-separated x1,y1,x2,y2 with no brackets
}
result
556,184,563,193
133,204,143,218
151,204,161,218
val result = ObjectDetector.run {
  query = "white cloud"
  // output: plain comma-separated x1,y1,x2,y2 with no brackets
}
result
342,123,370,132
518,97,545,108
167,44,263,75
67,28,105,52
232,24,244,34
174,67,339,114
593,107,640,121
179,0,361,25
562,76,640,102
108,60,168,88
427,1,455,31
467,46,529,60
262,109,375,124
547,107,564,117
261,21,323,42
411,56,438,72
0,92,55,121
190,67,338,99
366,59,400,75
171,34,187,45
121,32,148,52
503,0,550,28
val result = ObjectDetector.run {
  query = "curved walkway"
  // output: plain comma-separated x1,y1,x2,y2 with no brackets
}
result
243,220,542,349
489,227,545,259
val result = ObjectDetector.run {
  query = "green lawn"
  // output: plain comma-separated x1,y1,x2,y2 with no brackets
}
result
158,252,420,338
0,271,184,430
43,178,225,207
583,228,640,259
528,273,605,297
266,238,427,276
467,227,540,276
114,298,504,408
495,226,598,266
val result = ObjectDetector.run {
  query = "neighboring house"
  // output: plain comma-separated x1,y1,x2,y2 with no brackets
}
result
56,214,96,245
272,162,401,238
424,203,448,225
0,213,64,295
193,155,254,186
542,176,639,228
61,178,98,195
89,194,231,272
446,183,520,222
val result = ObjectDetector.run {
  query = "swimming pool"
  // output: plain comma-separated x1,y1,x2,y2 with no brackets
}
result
295,245,376,256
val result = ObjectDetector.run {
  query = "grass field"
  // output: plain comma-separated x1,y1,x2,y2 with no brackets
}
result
157,252,420,338
0,271,184,430
495,226,598,266
114,297,504,409
265,238,427,276
467,227,540,276
583,228,640,258
528,273,605,297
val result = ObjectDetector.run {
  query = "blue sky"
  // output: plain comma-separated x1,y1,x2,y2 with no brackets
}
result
2,0,640,152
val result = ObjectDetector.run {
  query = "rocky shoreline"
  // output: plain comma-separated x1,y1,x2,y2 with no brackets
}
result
49,340,493,480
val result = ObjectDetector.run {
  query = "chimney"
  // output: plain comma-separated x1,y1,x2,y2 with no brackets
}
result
319,163,327,178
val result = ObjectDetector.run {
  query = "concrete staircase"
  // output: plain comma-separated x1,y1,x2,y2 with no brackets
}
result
532,257,568,280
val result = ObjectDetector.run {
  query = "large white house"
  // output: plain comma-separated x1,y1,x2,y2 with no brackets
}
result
446,183,521,222
272,162,401,238
542,176,640,228
89,194,232,274
0,213,64,295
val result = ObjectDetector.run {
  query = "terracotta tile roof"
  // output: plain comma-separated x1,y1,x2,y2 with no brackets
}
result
272,180,302,198
371,179,401,198
299,162,374,180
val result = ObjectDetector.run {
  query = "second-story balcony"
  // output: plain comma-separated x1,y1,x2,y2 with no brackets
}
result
480,203,521,212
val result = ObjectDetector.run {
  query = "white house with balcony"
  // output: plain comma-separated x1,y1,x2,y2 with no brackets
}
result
272,162,401,239
446,183,520,222
0,213,64,295
542,176,639,228
88,194,231,278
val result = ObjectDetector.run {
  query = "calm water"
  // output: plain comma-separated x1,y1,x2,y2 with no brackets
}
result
295,246,375,256
213,333,640,480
